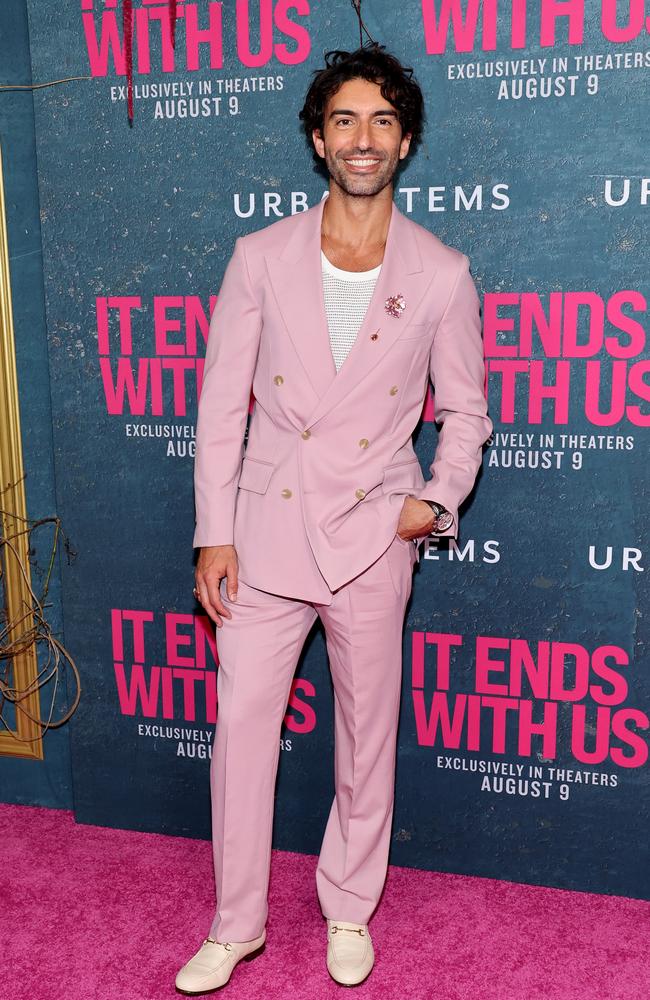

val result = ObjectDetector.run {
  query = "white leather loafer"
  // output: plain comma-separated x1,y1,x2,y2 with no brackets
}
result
326,918,374,986
175,929,266,993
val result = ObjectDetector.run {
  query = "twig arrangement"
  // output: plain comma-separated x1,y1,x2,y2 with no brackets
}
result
350,1,377,47
0,475,81,741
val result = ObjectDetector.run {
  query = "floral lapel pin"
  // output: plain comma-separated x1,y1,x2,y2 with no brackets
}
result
384,293,406,318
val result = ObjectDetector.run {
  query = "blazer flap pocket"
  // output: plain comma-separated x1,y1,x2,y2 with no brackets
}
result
381,458,422,493
238,455,275,494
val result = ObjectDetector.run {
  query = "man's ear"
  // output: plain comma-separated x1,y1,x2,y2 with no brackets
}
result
399,131,413,159
312,128,325,159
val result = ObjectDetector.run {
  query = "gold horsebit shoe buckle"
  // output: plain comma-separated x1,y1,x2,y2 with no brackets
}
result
205,938,233,950
330,925,365,935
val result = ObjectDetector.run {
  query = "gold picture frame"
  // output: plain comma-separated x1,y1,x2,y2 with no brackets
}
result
0,138,43,760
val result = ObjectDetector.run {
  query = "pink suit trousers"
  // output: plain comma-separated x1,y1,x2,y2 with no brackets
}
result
207,530,417,943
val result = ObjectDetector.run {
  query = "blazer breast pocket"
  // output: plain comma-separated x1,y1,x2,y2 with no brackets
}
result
237,455,275,494
395,322,432,342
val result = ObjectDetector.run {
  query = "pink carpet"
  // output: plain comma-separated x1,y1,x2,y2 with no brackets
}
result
2,803,649,1000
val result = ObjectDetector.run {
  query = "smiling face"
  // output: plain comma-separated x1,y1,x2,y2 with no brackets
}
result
312,77,412,198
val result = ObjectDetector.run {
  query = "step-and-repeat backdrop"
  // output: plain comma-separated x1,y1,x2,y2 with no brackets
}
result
26,1,648,899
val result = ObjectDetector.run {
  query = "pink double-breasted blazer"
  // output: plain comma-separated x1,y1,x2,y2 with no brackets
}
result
192,195,492,604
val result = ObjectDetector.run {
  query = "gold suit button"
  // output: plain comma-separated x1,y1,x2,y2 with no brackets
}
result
358,438,369,449
273,375,284,385
281,488,292,499
389,385,399,395
355,488,366,500
301,429,311,439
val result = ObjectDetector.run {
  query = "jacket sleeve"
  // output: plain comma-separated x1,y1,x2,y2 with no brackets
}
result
192,237,262,548
411,252,492,538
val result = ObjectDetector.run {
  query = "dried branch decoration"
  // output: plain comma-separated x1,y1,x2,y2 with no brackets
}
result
350,0,377,47
1,478,81,742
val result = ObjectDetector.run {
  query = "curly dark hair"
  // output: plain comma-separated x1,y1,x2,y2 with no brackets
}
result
299,43,425,156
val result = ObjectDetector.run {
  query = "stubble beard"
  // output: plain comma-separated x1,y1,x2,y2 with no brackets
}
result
324,146,400,198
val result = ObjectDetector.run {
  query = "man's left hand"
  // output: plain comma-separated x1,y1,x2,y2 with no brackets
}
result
396,495,436,542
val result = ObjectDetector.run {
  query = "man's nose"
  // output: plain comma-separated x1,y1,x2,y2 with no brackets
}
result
355,120,373,148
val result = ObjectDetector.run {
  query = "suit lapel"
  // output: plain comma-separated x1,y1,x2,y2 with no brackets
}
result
265,196,335,401
265,195,437,429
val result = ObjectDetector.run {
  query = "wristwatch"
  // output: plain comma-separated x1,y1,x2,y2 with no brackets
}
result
410,495,454,533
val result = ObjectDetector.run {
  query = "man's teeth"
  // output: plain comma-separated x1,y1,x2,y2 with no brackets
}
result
346,158,379,165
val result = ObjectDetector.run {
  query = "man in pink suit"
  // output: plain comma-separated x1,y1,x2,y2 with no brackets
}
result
176,44,492,993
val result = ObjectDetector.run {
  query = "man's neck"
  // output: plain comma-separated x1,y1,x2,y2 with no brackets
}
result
321,183,393,250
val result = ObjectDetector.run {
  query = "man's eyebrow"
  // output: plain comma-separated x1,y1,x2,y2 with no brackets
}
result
327,108,399,119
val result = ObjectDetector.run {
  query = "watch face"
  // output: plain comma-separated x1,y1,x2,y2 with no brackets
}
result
436,511,454,532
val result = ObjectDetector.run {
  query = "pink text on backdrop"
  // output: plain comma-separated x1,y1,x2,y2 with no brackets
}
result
81,1,311,76
483,290,650,426
97,294,220,416
95,288,650,426
411,632,649,768
110,608,316,729
421,0,648,55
